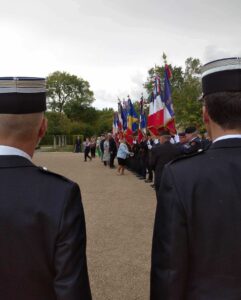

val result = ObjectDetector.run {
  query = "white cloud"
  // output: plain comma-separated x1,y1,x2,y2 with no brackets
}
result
203,45,241,65
0,0,240,108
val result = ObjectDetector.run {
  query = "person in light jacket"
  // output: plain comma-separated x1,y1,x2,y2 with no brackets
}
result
117,139,132,175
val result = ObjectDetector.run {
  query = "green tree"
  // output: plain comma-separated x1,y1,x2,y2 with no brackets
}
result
95,108,114,135
81,124,95,138
173,58,203,129
66,106,99,124
45,111,72,135
47,71,94,113
69,120,86,135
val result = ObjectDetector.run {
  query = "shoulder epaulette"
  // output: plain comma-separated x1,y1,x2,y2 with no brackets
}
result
37,166,71,182
169,148,206,165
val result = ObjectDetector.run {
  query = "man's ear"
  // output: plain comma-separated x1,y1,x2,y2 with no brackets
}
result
202,106,210,125
38,117,48,140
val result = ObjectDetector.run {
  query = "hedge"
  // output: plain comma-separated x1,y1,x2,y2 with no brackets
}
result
40,134,84,146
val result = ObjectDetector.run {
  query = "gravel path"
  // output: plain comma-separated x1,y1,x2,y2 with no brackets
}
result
33,152,156,300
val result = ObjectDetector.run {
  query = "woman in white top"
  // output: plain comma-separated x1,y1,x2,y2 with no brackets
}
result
103,137,110,166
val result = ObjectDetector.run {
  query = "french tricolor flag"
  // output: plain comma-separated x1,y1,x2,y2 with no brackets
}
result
163,65,176,134
147,66,176,135
147,76,164,135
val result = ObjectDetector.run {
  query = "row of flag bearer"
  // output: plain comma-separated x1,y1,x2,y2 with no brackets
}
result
113,65,176,146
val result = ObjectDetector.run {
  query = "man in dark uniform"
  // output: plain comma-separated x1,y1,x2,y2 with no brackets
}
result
150,130,181,198
100,134,105,161
145,135,154,183
108,133,117,168
178,131,187,145
139,135,149,180
131,136,141,176
0,77,92,300
175,131,188,152
182,126,202,154
151,57,241,299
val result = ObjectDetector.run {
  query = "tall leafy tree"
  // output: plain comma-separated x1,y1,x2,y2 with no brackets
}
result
45,112,72,135
174,58,203,129
47,71,94,113
95,108,114,135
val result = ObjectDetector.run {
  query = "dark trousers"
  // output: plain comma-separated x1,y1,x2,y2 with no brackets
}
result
84,149,91,161
90,147,96,158
147,167,153,181
140,158,147,178
109,152,116,168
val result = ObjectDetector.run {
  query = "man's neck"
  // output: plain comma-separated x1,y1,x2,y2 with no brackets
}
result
210,128,241,141
0,140,35,158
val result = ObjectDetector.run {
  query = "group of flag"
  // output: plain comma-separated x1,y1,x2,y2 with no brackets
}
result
112,65,176,145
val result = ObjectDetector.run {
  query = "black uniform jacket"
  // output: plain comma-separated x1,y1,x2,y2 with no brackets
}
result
109,137,117,155
0,156,92,300
151,138,241,300
182,137,202,155
150,142,181,190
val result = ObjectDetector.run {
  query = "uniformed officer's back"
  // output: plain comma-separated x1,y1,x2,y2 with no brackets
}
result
151,57,241,299
170,142,241,286
0,77,91,300
0,156,88,299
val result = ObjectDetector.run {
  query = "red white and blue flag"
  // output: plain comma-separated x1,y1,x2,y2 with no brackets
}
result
147,65,176,135
138,95,146,143
112,112,120,135
163,65,176,134
147,76,164,135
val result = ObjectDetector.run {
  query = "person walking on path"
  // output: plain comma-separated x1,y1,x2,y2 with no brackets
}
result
84,138,92,161
0,77,92,300
90,137,96,158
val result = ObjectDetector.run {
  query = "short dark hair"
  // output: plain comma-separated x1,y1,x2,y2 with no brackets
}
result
204,92,241,130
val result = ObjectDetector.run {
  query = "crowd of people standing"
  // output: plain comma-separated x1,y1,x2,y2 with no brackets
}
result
125,126,211,196
81,126,211,197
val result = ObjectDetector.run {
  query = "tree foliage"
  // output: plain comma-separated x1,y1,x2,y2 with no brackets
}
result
45,111,72,135
95,108,114,135
47,71,94,113
46,108,113,138
45,71,114,139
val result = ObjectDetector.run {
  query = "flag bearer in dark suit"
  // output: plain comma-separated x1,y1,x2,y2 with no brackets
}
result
150,130,181,197
0,77,92,300
151,57,241,300
182,126,202,154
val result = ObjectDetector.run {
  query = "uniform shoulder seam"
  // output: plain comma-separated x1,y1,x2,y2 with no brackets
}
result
37,166,73,183
168,148,206,165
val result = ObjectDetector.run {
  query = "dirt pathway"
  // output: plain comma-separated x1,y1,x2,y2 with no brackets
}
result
33,152,156,300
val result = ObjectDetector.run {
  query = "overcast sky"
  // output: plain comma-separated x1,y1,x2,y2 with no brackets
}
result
0,0,240,109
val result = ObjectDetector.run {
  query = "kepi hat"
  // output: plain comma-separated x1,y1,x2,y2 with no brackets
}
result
0,77,46,114
185,126,197,134
201,57,241,96
178,131,186,137
158,129,170,136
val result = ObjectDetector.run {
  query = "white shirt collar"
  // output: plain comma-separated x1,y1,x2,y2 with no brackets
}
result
190,137,198,142
213,134,241,143
0,145,32,161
